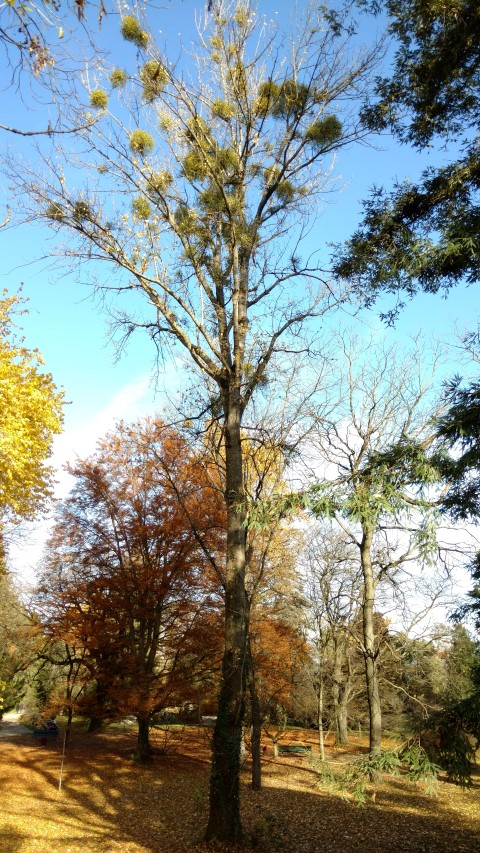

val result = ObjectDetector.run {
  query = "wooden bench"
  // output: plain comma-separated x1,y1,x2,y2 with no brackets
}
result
277,744,312,756
33,726,59,745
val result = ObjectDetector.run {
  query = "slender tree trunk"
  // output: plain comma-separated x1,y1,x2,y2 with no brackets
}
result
337,702,349,746
247,644,262,790
135,716,152,763
360,526,382,763
205,395,248,843
332,638,351,746
317,674,325,761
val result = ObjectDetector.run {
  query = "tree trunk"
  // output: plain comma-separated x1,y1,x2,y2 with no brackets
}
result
87,716,103,734
87,678,107,733
337,702,349,747
317,675,325,761
332,638,351,747
248,646,262,790
205,396,247,843
134,717,152,763
360,526,382,766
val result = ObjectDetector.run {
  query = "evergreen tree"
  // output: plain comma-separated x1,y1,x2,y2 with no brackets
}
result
334,0,480,312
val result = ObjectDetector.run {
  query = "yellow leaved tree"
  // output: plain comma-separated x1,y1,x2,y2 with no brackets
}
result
0,291,64,527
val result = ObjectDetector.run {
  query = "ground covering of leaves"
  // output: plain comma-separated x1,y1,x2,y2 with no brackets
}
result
0,726,478,853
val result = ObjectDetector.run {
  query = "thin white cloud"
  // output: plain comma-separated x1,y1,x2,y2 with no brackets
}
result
53,373,157,497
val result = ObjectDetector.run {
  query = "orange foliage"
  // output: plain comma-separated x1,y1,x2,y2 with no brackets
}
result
35,418,226,722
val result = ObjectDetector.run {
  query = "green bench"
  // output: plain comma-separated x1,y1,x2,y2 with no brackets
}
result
277,744,312,756
33,724,59,744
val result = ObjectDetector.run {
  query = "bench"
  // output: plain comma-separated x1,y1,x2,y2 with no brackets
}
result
277,744,312,756
33,726,59,744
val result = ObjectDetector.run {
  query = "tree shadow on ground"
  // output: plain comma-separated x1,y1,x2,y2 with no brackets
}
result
0,731,479,853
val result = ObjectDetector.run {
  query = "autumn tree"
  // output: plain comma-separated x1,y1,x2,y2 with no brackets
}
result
0,291,63,557
0,572,38,714
35,417,225,760
9,1,380,839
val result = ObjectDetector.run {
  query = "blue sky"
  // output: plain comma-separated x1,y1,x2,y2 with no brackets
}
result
1,1,478,582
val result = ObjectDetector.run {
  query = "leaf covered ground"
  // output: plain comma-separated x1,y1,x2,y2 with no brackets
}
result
0,727,479,853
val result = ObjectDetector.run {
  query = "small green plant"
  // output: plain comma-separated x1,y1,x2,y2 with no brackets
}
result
309,758,336,787
400,744,440,782
89,89,108,109
192,784,206,815
121,16,148,49
129,130,155,156
312,746,440,807
110,69,128,89
400,744,440,794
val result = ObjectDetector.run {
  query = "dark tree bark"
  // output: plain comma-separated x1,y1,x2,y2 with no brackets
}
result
205,397,248,842
87,716,103,734
135,716,152,763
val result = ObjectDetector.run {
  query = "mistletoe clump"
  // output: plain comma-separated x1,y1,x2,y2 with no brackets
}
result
89,90,108,109
271,79,310,118
305,115,343,149
46,202,65,222
254,80,281,116
183,150,209,181
129,130,155,156
140,61,169,102
121,16,148,50
146,171,173,195
211,99,236,120
132,196,152,220
73,200,92,221
110,69,128,89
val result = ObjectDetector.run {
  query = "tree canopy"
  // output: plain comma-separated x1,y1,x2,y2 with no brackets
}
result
0,292,63,527
334,0,480,310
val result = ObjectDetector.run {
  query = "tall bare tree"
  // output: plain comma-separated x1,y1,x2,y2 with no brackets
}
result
306,335,444,762
302,523,363,749
7,2,379,840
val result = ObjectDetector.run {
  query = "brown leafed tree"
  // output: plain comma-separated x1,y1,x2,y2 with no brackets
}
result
35,417,225,760
9,1,380,839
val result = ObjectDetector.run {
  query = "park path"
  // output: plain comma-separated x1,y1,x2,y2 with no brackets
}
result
0,711,32,738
